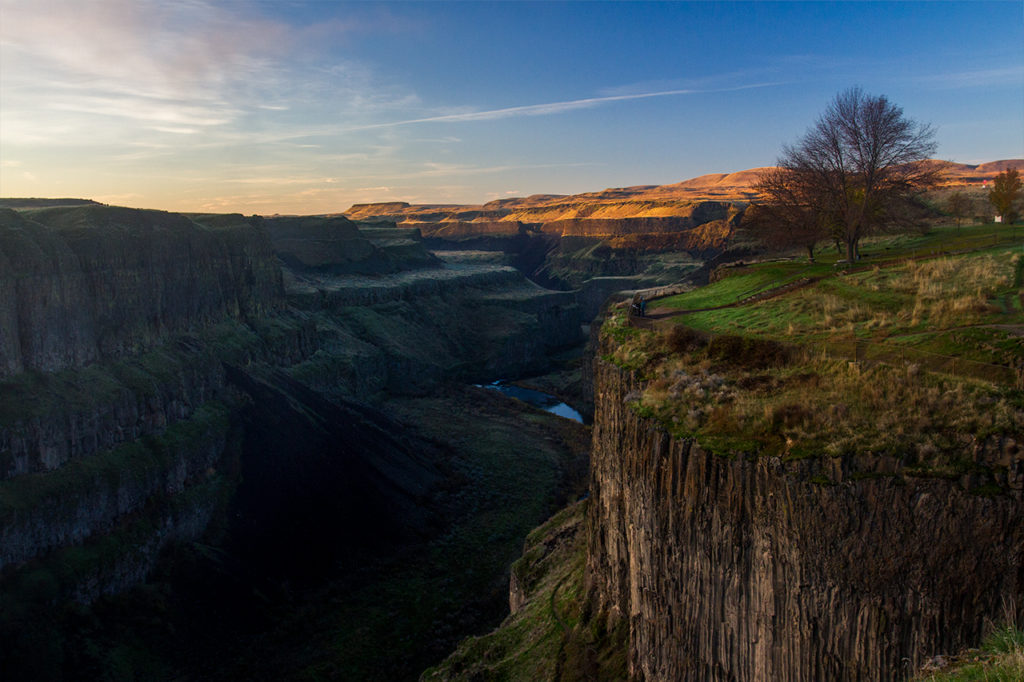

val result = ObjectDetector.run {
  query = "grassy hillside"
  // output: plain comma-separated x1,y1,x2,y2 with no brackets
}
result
606,223,1023,479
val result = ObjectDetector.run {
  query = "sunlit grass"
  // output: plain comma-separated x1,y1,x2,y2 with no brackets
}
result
659,222,1022,314
665,245,1022,369
603,232,1024,469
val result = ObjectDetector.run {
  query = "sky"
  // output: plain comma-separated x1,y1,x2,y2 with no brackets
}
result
1,0,1022,215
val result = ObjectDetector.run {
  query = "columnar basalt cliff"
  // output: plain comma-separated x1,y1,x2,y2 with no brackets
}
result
0,207,282,378
585,356,1024,681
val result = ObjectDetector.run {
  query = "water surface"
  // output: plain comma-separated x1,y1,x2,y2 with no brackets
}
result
478,381,584,423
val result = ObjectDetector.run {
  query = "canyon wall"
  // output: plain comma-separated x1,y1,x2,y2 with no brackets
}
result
0,207,282,378
585,357,1024,681
403,220,528,239
261,214,441,274
541,213,727,238
0,203,582,617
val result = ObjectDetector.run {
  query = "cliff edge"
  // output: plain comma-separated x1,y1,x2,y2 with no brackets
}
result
584,347,1023,680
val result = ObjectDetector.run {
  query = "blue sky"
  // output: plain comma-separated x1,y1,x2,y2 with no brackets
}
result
1,0,1021,214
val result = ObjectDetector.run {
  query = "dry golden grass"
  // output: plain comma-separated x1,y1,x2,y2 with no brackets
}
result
894,254,1013,327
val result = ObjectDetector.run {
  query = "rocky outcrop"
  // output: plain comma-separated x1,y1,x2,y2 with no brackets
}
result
278,261,582,399
0,206,283,378
283,262,526,308
585,357,1024,681
402,220,528,239
261,214,440,274
541,209,729,238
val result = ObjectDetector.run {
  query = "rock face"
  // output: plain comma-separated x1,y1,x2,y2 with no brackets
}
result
585,357,1024,681
0,207,282,378
404,220,529,239
261,214,440,274
0,201,585,623
540,210,729,238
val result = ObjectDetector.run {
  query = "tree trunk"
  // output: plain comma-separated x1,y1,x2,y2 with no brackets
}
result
806,245,815,263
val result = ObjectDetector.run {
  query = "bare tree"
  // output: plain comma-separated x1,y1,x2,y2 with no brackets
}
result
946,190,972,232
761,88,940,262
748,167,832,262
989,168,1022,224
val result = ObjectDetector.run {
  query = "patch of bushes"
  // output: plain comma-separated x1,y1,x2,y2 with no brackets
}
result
664,325,708,354
707,334,790,369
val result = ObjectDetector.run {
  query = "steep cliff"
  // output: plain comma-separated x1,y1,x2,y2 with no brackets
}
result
404,220,530,239
258,214,440,274
540,212,728,239
585,355,1024,681
0,206,282,378
0,200,592,678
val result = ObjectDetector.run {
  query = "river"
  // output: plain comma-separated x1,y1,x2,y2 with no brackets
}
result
477,381,584,423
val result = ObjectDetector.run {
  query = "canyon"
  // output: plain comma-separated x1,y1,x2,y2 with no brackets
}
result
0,201,587,678
1,159,1022,680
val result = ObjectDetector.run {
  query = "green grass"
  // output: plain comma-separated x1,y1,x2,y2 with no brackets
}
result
602,229,1024,474
914,626,1024,681
659,222,1023,314
421,502,587,682
662,243,1023,370
660,261,829,310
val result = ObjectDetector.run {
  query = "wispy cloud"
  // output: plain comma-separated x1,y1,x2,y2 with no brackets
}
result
0,0,416,152
346,82,783,131
916,66,1024,90
0,0,274,146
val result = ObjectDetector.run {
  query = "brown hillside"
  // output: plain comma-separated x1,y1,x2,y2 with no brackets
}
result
975,159,1024,173
341,159,1022,227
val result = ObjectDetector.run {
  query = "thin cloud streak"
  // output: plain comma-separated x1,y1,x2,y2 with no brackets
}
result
915,66,1024,90
345,82,785,131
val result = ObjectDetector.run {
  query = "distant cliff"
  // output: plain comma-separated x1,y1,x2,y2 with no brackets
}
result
259,213,440,274
585,354,1024,680
0,207,282,378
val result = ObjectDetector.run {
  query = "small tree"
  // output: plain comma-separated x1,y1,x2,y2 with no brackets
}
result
946,190,972,232
989,168,1022,224
761,88,940,262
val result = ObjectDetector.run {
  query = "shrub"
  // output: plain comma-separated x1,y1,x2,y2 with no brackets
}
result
769,403,813,433
707,335,790,369
664,325,708,354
